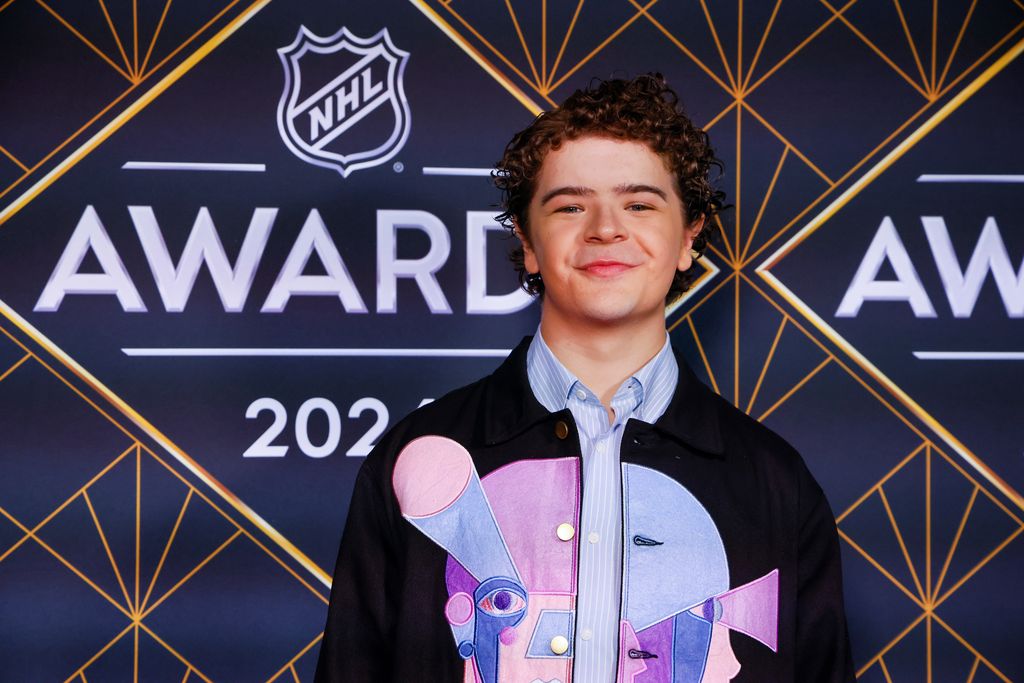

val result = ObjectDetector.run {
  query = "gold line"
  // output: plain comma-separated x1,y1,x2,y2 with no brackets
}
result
821,0,932,99
741,102,833,185
854,612,928,677
134,445,141,614
966,657,981,683
702,100,738,131
98,0,134,77
934,526,1023,609
541,0,546,85
140,0,174,77
140,488,193,613
936,22,1024,100
182,669,191,683
741,0,782,92
755,38,1024,513
62,623,135,683
29,443,138,535
740,271,932,442
81,672,88,683
879,482,927,602
687,316,720,395
0,0,264,227
931,614,1013,683
0,145,29,173
141,444,330,603
746,0,858,97
133,623,139,683
936,0,978,93
548,0,658,93
264,633,324,683
737,0,743,88
925,444,931,602
0,0,16,12
712,213,738,265
630,0,735,94
30,532,134,618
707,243,733,268
290,664,301,683
891,0,930,92
757,356,831,422
546,0,583,90
139,623,214,683
879,657,893,683
733,265,740,406
34,0,133,81
931,0,937,93
927,614,932,682
0,352,30,383
836,442,928,523
132,0,138,76
442,3,540,94
667,266,734,327
504,0,542,88
746,317,787,414
140,530,242,619
734,100,742,267
82,489,134,611
933,448,1023,526
742,145,788,264
744,97,933,266
698,0,737,91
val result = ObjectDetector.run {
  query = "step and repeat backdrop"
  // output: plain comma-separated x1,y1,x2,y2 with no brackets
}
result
1,0,1021,680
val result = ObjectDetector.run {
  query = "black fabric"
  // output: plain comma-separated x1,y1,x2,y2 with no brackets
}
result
315,336,855,682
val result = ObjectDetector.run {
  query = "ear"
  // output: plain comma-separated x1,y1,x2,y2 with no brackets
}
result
515,221,540,274
677,213,706,271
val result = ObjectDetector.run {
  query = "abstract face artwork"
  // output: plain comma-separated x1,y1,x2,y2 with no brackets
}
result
392,436,779,682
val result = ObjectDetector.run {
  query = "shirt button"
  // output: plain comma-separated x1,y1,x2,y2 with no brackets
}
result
588,531,599,544
556,523,575,541
554,420,569,439
550,635,569,655
581,628,593,641
575,388,587,400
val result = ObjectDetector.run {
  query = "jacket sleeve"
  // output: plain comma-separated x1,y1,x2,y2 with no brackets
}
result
796,461,856,682
314,459,400,682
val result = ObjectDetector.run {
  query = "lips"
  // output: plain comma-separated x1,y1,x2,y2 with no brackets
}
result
578,259,636,277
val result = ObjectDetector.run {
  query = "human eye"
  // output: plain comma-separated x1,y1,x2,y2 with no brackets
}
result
555,205,583,214
626,202,653,212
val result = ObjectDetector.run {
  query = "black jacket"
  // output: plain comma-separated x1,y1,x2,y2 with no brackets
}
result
315,337,855,682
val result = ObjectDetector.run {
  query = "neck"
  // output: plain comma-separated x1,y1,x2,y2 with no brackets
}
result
539,312,667,408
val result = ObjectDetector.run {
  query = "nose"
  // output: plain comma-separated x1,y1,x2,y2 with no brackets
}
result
584,202,627,242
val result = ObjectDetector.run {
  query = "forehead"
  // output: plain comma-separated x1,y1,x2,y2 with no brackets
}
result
534,136,676,193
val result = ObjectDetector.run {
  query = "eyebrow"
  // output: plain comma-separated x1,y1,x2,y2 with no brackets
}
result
539,183,668,205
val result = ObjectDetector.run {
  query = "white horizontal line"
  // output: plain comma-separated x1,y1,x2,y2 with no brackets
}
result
122,162,267,172
916,174,1024,183
122,347,511,358
914,351,1024,360
422,166,496,177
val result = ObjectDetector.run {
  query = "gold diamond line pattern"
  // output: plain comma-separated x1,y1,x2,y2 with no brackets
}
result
0,323,327,682
0,0,249,209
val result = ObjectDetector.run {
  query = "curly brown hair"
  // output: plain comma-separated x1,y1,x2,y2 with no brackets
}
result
494,73,727,304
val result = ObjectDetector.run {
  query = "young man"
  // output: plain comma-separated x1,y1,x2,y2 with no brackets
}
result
315,74,854,682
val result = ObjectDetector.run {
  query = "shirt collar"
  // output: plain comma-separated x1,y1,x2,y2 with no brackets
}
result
526,328,678,424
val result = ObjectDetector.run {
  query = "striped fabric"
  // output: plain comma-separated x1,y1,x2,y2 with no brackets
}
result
527,330,678,682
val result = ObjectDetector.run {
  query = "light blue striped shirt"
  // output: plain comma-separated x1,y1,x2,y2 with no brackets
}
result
526,330,678,682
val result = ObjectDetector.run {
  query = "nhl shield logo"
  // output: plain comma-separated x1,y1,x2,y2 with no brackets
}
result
277,27,411,177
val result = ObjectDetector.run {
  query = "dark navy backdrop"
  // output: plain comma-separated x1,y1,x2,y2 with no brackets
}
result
0,0,1021,680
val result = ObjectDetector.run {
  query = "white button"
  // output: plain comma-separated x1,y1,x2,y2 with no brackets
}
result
550,635,569,654
575,389,586,400
581,628,593,641
588,532,599,544
556,523,575,541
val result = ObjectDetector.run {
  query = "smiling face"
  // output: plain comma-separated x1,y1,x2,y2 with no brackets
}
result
520,136,703,330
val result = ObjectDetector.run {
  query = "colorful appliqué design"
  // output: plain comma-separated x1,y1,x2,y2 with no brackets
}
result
392,436,779,683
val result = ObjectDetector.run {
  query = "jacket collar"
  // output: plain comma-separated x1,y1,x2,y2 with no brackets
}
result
481,335,725,457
